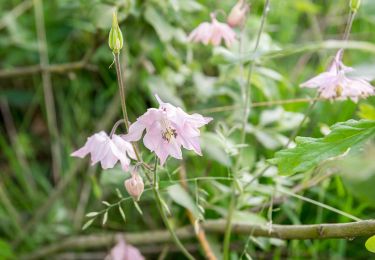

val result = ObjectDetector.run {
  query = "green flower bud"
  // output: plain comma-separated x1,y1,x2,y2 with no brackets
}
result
350,0,361,12
108,11,123,53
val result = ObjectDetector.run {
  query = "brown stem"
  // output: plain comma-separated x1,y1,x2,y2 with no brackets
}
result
179,163,217,260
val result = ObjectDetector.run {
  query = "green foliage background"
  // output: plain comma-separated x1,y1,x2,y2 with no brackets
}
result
1,0,375,259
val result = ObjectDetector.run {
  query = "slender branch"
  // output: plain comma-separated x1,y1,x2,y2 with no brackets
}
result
196,97,325,114
34,0,61,183
22,219,375,260
0,0,33,31
0,61,97,79
224,1,271,258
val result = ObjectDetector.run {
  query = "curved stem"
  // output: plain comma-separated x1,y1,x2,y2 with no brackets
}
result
151,158,195,260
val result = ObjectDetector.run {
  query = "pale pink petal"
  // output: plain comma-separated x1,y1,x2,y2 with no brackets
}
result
143,121,163,152
300,72,337,88
107,237,144,260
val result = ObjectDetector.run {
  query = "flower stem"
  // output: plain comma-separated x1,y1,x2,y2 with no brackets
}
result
151,158,195,260
113,52,143,163
113,53,130,131
223,1,270,259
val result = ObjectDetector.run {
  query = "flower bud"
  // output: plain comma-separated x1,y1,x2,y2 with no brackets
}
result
350,0,361,12
227,0,250,28
108,11,123,53
124,174,144,201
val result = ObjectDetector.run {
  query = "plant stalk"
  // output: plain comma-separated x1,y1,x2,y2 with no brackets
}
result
151,158,195,260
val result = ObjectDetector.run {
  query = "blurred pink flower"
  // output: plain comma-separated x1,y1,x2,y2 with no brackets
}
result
106,236,144,260
123,95,212,165
301,50,375,102
124,173,144,201
71,131,136,170
227,0,250,27
188,13,236,47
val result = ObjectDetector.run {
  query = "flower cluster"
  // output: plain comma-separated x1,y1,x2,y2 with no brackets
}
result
188,13,236,47
188,0,250,47
72,95,211,200
301,50,375,102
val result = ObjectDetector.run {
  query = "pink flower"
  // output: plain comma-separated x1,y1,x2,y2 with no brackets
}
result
105,236,144,260
71,131,136,170
301,50,375,102
227,0,250,28
188,13,236,47
123,95,212,166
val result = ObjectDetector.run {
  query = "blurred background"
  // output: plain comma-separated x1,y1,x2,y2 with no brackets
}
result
1,0,375,259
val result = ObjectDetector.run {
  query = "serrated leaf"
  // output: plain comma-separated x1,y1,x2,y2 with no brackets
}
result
118,205,126,222
365,235,375,253
82,218,95,230
102,211,108,226
269,120,375,175
133,201,143,215
85,212,99,217
167,184,200,218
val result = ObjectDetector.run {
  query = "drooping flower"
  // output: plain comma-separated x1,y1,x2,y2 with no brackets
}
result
124,172,144,201
227,0,250,27
300,50,375,102
123,95,212,165
188,13,236,47
105,236,144,260
71,131,136,170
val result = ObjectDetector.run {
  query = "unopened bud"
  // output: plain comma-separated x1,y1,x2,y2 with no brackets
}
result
124,174,144,201
227,0,250,28
108,11,123,53
350,0,361,12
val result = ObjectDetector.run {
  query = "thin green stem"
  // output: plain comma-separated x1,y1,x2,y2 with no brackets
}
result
113,52,143,163
239,0,270,146
223,2,270,259
113,53,130,131
151,158,195,260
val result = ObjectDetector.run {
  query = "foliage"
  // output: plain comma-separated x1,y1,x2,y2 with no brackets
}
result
1,0,375,259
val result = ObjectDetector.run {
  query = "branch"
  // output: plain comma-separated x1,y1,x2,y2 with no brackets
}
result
22,219,375,259
0,61,97,78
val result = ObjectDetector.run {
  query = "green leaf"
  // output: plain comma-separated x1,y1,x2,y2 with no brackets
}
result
133,201,143,216
102,211,108,226
358,104,375,120
365,235,375,253
167,184,200,218
118,205,126,222
85,212,99,217
82,218,95,230
269,120,375,175
144,6,174,42
0,239,14,259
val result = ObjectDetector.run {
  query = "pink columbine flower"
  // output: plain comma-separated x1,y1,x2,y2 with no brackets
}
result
188,13,236,47
301,50,375,102
71,131,136,171
123,95,212,166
